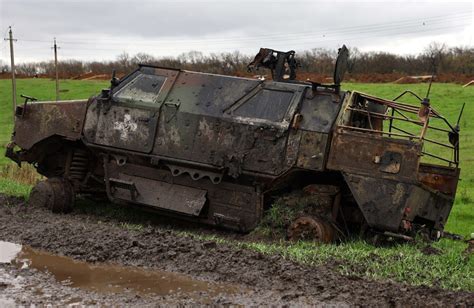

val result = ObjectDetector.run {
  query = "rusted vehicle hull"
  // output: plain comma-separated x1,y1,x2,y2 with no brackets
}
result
327,128,458,233
6,49,461,241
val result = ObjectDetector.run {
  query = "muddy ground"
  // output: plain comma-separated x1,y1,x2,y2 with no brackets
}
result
0,194,473,306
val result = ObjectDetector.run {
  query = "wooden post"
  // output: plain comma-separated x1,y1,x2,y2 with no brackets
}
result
4,26,17,120
53,38,59,101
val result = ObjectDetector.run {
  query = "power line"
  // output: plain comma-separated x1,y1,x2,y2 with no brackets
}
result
20,22,467,57
51,22,474,52
16,11,471,47
6,10,473,62
14,17,469,53
49,23,470,56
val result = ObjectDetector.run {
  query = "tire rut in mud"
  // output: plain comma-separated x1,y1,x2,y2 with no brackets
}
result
0,194,472,306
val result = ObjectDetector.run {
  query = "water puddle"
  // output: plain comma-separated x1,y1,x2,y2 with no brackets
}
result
0,241,22,263
0,297,16,308
0,241,239,299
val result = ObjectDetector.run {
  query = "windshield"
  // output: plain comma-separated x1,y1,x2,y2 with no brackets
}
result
113,73,166,104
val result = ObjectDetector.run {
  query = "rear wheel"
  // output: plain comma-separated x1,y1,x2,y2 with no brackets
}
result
287,216,336,243
29,178,75,213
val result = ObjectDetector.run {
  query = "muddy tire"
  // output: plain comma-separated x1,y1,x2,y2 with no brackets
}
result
29,178,75,213
287,216,336,243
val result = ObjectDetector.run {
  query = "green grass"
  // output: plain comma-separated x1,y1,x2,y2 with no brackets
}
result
0,178,32,197
0,79,473,291
181,232,473,291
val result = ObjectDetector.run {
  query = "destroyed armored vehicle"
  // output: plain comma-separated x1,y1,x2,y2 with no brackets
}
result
6,46,461,242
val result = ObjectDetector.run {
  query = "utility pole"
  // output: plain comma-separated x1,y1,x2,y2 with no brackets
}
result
53,38,60,101
4,26,17,120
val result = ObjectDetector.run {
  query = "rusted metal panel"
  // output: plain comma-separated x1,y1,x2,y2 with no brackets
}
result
163,71,262,117
92,105,157,152
153,69,308,177
344,171,455,232
298,93,342,133
83,67,179,153
296,131,328,171
14,100,88,149
284,129,302,167
404,185,454,231
327,129,422,182
110,173,207,216
418,163,460,197
343,173,411,231
105,161,263,231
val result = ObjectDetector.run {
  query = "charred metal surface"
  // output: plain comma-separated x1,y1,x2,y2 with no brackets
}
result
90,105,156,152
296,131,328,171
165,163,224,184
6,47,462,241
83,68,179,153
104,159,262,231
343,173,411,231
344,172,454,233
298,93,342,133
13,100,88,150
153,70,307,177
247,48,298,81
327,129,422,182
110,173,208,216
418,163,460,196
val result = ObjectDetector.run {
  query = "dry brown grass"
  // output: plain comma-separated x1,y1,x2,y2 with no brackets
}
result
0,164,42,186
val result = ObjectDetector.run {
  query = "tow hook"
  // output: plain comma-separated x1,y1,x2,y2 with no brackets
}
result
5,142,21,166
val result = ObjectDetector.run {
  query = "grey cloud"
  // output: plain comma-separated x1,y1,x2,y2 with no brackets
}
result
0,0,472,62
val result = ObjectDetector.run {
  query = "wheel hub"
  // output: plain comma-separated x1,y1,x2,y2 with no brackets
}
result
29,178,75,213
287,216,336,243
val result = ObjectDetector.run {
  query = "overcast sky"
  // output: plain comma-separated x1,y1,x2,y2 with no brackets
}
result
0,0,473,63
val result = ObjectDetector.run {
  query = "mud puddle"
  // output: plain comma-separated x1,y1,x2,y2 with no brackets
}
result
0,240,239,301
0,241,21,263
1,194,473,306
0,297,15,308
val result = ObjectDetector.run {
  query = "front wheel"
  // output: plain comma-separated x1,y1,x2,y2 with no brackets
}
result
29,178,75,213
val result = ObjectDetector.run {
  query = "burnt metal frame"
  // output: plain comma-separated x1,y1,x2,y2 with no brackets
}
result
247,48,298,82
339,91,459,167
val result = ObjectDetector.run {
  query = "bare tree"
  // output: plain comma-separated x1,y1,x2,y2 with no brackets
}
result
116,52,132,73
423,42,447,75
4,44,473,79
131,53,156,65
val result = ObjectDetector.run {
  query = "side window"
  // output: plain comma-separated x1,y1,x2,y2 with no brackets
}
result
114,74,166,104
234,89,293,122
348,96,387,131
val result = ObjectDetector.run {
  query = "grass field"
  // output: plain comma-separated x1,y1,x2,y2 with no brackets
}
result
0,78,473,291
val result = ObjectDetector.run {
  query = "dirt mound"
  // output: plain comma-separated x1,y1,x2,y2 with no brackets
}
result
82,74,109,80
72,72,111,80
0,194,472,306
291,72,474,84
463,80,474,87
71,72,95,80
421,245,442,255
393,76,423,84
296,72,331,83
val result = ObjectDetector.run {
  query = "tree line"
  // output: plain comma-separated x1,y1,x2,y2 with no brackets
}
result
1,43,473,81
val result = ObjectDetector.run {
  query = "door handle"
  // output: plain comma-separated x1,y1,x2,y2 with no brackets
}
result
164,101,180,108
